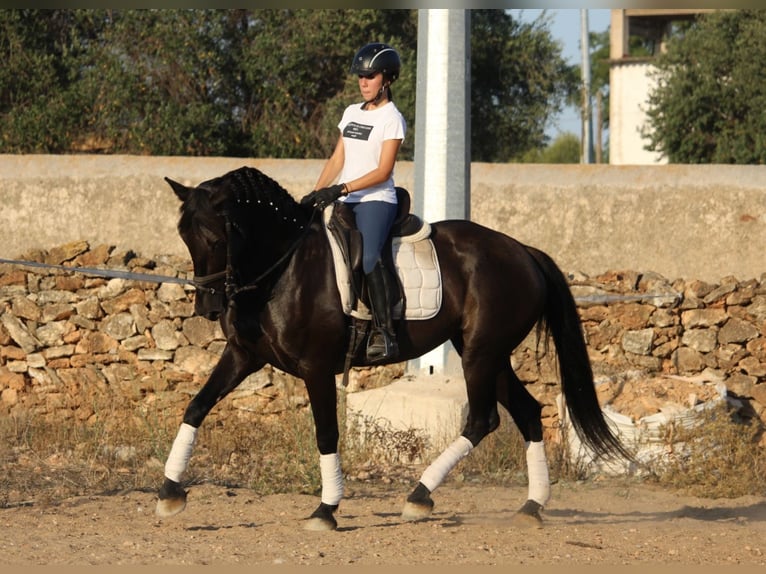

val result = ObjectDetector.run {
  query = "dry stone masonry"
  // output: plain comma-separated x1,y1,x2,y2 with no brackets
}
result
0,241,308,425
1,243,765,438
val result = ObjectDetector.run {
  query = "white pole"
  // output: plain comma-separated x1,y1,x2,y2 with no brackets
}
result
410,9,470,375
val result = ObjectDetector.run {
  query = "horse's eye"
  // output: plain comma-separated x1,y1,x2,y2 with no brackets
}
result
199,226,224,250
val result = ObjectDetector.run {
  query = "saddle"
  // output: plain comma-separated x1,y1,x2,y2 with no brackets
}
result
324,187,434,320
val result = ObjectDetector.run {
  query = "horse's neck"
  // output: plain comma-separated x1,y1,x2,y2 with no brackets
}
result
234,215,306,281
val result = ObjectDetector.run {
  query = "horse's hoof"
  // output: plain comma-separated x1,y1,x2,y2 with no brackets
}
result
402,482,434,521
304,502,338,531
401,500,434,522
156,496,187,518
156,479,188,518
304,516,337,531
511,499,544,529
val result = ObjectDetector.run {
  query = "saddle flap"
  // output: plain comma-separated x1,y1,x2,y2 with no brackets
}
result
323,204,442,321
327,202,363,273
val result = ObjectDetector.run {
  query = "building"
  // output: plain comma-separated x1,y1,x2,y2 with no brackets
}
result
608,9,717,165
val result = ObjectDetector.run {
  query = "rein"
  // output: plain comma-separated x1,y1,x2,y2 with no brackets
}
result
0,207,318,300
204,206,319,302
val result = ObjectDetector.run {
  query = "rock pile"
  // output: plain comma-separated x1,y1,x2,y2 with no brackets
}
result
1,243,764,438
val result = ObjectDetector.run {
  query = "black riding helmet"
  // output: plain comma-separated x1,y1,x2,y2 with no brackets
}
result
349,43,401,82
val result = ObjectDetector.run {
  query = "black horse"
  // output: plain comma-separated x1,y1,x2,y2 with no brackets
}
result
157,166,630,530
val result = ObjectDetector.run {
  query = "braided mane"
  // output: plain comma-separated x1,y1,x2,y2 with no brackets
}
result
203,166,314,290
178,166,311,252
200,166,310,233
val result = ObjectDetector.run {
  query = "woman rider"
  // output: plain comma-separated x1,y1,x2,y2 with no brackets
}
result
302,42,406,363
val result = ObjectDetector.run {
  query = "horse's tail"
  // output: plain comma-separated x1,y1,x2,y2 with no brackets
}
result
526,246,632,462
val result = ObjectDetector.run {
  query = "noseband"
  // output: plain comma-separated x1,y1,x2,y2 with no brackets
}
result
193,269,228,295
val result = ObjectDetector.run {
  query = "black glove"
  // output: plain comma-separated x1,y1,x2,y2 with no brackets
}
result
299,190,318,207
311,184,346,209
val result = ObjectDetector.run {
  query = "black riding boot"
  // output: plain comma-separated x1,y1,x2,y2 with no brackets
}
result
365,264,399,363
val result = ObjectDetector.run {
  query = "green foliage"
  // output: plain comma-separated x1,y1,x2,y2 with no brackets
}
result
86,10,240,156
239,9,418,159
0,10,241,155
1,9,574,162
0,10,101,152
471,10,578,162
645,10,766,164
519,132,580,163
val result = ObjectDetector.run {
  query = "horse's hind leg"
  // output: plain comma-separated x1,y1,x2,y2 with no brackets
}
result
402,352,501,522
496,364,549,528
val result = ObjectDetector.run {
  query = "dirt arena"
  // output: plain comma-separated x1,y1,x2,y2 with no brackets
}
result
2,478,765,566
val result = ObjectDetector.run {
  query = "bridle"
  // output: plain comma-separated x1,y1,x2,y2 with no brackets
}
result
193,207,319,305
0,206,319,312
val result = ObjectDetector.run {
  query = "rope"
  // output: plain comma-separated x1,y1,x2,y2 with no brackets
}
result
0,257,194,286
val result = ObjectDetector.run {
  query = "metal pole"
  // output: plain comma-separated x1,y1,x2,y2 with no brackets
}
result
580,9,594,164
410,9,470,375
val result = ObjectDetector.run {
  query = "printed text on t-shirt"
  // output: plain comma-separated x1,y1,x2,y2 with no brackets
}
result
343,122,373,141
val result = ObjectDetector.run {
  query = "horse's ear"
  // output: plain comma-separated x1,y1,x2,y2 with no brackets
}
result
165,177,191,202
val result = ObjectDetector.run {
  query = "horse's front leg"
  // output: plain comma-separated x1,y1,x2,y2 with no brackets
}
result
302,373,343,531
156,346,261,518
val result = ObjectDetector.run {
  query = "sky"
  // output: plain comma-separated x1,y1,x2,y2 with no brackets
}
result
510,9,612,138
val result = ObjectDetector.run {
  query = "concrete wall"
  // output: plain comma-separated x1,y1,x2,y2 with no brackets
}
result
2,155,765,282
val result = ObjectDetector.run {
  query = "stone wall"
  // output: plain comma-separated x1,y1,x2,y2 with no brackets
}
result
515,269,766,440
0,242,310,425
1,243,764,435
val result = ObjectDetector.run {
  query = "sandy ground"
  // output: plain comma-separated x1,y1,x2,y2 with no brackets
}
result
2,479,766,566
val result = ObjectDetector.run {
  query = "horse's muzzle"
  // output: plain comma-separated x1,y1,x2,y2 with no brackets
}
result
194,292,225,321
203,310,221,321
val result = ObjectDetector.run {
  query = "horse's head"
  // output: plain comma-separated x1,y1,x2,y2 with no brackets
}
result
166,176,229,320
166,167,312,321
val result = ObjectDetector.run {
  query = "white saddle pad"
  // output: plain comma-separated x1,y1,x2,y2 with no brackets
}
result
323,206,442,321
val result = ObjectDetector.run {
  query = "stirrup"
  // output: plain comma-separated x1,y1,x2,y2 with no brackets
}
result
366,328,399,363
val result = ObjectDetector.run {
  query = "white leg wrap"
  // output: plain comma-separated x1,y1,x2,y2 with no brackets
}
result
419,436,474,493
164,423,198,483
319,453,344,506
525,440,550,506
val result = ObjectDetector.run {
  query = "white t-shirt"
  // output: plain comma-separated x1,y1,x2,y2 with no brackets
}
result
337,101,406,204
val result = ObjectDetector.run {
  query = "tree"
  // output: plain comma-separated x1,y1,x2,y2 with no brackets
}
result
0,10,107,153
84,10,244,156
645,10,766,164
238,9,417,159
0,9,575,162
564,26,651,163
0,10,245,155
471,10,578,162
582,19,656,130
519,132,580,163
